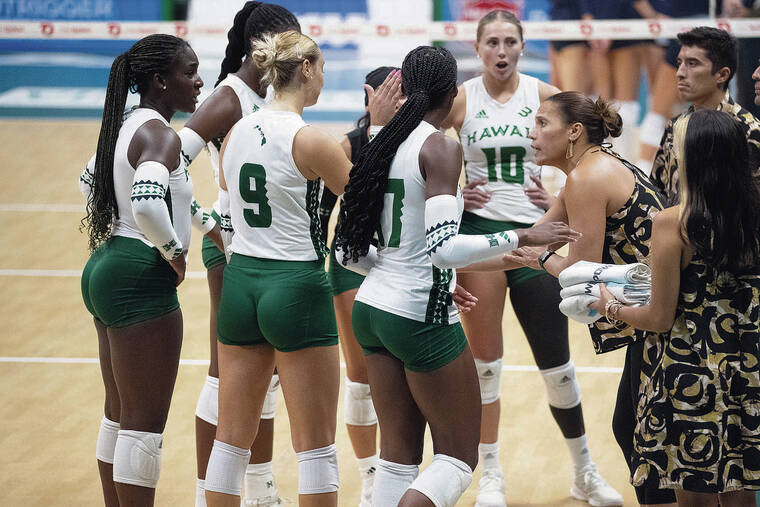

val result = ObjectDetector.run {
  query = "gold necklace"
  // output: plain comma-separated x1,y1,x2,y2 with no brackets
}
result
573,145,598,167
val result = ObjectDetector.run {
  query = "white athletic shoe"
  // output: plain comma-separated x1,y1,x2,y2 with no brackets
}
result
358,466,375,507
570,464,623,507
242,491,286,507
475,468,507,507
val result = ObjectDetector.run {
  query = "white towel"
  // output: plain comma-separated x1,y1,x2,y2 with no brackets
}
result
558,260,651,288
559,295,603,324
559,281,650,305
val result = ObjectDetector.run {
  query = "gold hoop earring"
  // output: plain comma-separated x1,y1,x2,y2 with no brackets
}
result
566,140,574,159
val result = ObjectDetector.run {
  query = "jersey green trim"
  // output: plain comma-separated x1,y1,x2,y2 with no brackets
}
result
425,266,453,325
306,179,328,260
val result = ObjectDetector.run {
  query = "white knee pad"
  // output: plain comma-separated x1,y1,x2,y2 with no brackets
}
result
540,361,581,410
409,454,473,507
475,358,502,404
344,379,377,426
639,111,667,148
112,430,163,488
260,374,280,420
95,416,120,464
195,375,219,426
372,459,419,507
296,444,339,495
204,440,251,496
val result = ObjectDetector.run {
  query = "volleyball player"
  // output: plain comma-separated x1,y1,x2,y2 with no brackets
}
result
318,65,401,507
336,44,581,507
440,11,621,506
79,34,203,506
176,3,300,505
203,31,399,507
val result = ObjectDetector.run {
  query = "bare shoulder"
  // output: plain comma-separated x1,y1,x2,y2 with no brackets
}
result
421,130,461,162
185,86,241,140
653,206,680,229
538,80,561,102
133,120,181,170
294,125,334,153
339,134,352,161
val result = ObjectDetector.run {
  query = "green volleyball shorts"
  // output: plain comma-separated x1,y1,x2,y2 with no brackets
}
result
216,254,338,351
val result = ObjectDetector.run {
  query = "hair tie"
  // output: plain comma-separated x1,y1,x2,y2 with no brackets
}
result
296,43,302,59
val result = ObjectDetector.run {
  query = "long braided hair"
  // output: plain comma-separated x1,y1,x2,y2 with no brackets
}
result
214,1,300,87
336,46,458,263
83,34,189,252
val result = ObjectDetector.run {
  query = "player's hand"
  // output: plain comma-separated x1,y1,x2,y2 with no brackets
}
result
587,283,614,312
367,70,402,126
168,253,187,286
453,284,478,313
502,246,544,271
524,175,554,211
462,178,490,211
516,221,582,247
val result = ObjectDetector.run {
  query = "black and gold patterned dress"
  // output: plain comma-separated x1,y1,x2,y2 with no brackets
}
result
632,254,760,492
587,147,665,354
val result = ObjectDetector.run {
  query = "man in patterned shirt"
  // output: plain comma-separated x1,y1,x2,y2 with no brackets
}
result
650,26,760,205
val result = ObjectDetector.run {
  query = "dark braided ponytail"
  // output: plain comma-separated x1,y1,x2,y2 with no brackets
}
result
336,46,458,263
83,34,189,252
215,1,300,87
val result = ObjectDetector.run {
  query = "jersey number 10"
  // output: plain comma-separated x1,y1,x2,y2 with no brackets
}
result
239,163,272,228
482,146,526,183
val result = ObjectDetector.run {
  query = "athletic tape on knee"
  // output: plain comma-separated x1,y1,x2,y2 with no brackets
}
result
408,454,473,507
638,112,667,147
540,361,581,410
344,379,377,426
95,416,120,464
296,444,339,495
260,374,280,420
204,440,251,496
112,430,163,488
475,358,502,404
195,375,219,426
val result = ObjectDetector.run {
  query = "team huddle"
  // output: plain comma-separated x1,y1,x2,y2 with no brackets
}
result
77,2,760,507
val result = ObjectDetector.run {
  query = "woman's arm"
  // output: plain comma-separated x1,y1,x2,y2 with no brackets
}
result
591,207,684,332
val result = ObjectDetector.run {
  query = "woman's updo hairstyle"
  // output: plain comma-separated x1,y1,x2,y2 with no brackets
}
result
477,9,523,41
251,30,320,90
546,91,623,144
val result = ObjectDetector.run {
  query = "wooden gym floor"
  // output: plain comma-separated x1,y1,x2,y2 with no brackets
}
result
0,119,637,505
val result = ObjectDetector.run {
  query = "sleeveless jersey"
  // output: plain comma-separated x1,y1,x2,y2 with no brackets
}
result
207,74,271,214
356,121,463,325
222,109,326,261
460,73,543,224
112,108,193,254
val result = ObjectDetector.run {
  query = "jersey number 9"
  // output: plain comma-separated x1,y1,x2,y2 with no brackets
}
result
239,163,272,228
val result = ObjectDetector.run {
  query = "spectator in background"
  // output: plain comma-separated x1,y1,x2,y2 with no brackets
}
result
548,0,592,93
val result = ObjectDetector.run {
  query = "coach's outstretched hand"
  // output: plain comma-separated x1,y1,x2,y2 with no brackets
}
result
453,284,478,313
366,69,403,126
516,221,581,247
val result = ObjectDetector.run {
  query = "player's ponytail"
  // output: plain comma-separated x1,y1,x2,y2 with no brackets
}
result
336,46,458,263
215,2,300,87
84,34,189,252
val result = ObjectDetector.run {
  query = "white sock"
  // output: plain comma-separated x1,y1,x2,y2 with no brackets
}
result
478,442,501,472
565,435,593,473
244,461,277,501
371,459,419,507
195,478,206,507
357,453,378,477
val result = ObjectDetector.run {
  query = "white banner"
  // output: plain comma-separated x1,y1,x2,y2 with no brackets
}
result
1,18,758,41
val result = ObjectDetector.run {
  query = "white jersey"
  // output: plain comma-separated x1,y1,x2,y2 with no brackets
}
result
222,109,327,261
460,73,543,224
356,121,463,325
207,74,272,214
112,108,193,253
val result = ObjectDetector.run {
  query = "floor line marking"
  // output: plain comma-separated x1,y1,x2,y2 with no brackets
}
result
0,203,84,212
0,356,623,373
